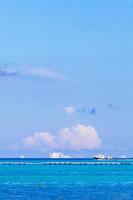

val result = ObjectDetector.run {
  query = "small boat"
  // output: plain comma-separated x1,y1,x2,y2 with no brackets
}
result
93,154,105,160
93,154,112,160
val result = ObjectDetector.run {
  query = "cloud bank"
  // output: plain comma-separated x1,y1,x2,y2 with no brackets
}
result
0,66,66,80
64,104,119,117
21,67,66,80
23,124,101,151
0,67,17,77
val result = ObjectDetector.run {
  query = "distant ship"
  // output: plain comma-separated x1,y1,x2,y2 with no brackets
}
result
93,154,112,160
49,152,71,159
19,155,25,159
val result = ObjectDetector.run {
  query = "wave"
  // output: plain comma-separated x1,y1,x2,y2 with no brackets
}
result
0,161,133,165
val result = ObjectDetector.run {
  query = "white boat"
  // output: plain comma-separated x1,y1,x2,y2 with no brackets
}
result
93,154,112,160
93,154,105,160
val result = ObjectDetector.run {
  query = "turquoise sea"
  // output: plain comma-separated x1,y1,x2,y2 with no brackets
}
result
0,158,133,199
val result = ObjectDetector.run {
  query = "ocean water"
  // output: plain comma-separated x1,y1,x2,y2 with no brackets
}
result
0,158,133,199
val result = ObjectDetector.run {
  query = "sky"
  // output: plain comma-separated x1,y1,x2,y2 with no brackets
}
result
0,0,133,157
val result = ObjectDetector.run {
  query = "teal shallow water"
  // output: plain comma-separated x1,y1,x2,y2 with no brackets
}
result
0,159,133,199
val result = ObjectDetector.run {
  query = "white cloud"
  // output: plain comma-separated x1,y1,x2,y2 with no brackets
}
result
64,106,75,114
23,132,57,149
58,124,101,150
21,67,66,80
23,124,101,150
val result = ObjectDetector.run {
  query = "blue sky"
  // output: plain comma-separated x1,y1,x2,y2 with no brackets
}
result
0,0,133,157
